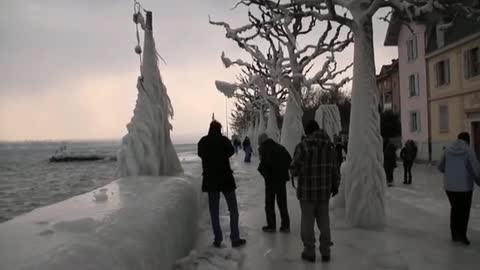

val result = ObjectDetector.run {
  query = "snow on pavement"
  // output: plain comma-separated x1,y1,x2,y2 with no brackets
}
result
176,155,480,270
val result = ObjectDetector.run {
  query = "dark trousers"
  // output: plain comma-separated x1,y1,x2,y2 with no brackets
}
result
244,149,252,162
208,191,240,243
265,183,290,228
446,191,473,241
385,168,394,184
403,161,413,184
300,200,331,256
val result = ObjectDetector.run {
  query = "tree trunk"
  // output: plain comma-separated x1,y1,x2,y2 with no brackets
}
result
266,103,281,143
281,93,304,157
343,17,386,229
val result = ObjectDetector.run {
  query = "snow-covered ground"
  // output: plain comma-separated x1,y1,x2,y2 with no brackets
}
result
176,154,480,270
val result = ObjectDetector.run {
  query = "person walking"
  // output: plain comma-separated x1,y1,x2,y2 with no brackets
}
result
198,121,246,248
384,143,397,187
257,133,292,233
400,140,417,184
290,120,340,263
233,136,242,154
242,136,252,163
438,132,480,246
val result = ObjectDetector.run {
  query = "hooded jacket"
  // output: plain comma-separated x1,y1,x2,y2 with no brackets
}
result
198,124,236,192
258,138,292,184
290,130,340,201
438,139,480,192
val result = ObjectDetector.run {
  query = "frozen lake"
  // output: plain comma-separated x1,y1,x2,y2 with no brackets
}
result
0,141,197,223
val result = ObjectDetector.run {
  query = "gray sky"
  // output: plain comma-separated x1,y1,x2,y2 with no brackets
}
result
0,0,397,142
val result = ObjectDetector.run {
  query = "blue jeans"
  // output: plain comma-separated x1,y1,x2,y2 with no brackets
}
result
208,191,240,242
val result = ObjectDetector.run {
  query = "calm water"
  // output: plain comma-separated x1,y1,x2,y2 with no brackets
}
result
0,141,196,223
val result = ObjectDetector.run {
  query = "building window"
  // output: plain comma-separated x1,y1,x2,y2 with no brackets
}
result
465,47,480,79
439,105,449,132
435,59,450,86
407,36,418,61
410,111,421,132
408,73,420,97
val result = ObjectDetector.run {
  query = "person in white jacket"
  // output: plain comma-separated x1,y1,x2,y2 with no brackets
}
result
438,132,480,246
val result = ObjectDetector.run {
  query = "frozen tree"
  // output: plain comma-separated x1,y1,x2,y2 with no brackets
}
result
216,57,287,143
117,8,182,177
315,104,342,141
236,0,480,229
211,7,351,155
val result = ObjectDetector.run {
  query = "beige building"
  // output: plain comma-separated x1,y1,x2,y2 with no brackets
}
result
427,19,480,160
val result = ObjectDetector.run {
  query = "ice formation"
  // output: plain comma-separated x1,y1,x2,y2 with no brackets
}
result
117,13,182,177
257,111,266,139
315,104,342,141
266,105,280,142
251,117,260,152
252,113,266,152
175,248,245,270
343,16,386,228
0,175,201,270
93,189,109,202
280,94,304,156
246,122,254,141
215,80,237,98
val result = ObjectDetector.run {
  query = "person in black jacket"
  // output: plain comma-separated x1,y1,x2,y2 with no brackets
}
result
198,121,246,248
242,136,252,162
384,143,397,187
400,140,418,184
257,133,292,233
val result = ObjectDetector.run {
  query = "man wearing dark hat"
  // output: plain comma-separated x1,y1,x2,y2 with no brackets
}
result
291,120,339,263
198,121,246,248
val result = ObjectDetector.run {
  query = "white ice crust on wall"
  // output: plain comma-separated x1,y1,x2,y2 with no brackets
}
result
280,94,304,157
0,175,201,270
117,25,182,177
315,104,342,140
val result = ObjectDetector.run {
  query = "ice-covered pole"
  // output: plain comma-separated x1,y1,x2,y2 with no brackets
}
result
117,8,183,177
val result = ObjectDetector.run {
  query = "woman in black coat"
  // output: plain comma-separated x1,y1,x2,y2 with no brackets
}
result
384,143,397,187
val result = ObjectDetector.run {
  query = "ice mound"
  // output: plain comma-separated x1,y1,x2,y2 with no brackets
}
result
39,229,54,236
93,189,108,202
174,248,245,270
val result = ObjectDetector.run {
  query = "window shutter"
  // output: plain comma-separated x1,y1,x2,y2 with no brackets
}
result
407,40,411,60
410,112,414,132
446,59,450,84
415,73,420,96
409,75,413,96
465,50,471,79
417,112,421,132
414,36,418,59
434,63,439,87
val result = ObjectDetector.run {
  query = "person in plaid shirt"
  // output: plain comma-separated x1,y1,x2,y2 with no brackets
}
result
290,120,340,263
